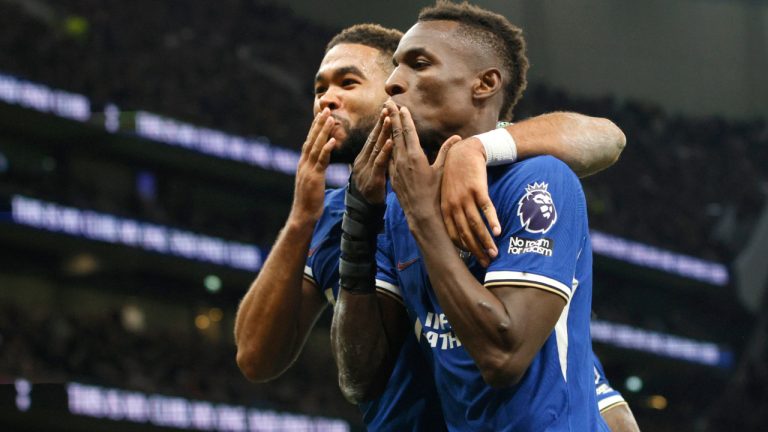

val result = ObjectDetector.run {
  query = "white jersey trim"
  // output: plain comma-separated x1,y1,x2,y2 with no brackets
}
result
303,265,317,285
554,293,571,381
375,278,403,300
304,265,314,278
598,394,627,412
484,270,572,300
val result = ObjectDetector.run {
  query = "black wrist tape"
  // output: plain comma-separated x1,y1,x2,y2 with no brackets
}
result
339,179,385,294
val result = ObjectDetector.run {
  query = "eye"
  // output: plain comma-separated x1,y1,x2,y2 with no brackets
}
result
413,59,431,70
314,85,327,96
341,78,359,88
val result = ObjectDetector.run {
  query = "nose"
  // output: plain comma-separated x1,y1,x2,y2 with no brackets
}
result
317,88,341,111
385,69,406,96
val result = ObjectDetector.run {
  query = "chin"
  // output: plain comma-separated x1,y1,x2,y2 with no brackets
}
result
330,127,348,144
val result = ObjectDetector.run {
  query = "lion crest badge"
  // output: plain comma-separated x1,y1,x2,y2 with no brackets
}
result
517,182,557,234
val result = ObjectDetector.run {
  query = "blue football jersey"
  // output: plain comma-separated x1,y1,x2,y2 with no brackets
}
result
593,353,627,413
304,186,446,432
376,156,608,431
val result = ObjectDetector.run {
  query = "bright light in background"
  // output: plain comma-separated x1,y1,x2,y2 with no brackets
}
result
64,15,89,38
66,382,350,430
104,103,120,132
195,314,211,330
625,376,643,393
648,395,668,410
15,379,31,412
63,253,99,276
11,196,264,272
121,304,146,333
208,307,223,323
204,275,221,293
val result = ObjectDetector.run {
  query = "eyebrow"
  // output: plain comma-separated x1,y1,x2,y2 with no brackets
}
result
315,65,367,83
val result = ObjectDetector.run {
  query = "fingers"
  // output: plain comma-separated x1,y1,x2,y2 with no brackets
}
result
464,198,498,259
433,135,462,170
360,108,388,162
480,199,502,237
452,209,491,267
315,138,337,171
373,116,392,159
453,210,489,267
308,114,335,164
372,138,394,179
302,108,330,157
398,107,420,155
385,101,404,151
442,205,463,250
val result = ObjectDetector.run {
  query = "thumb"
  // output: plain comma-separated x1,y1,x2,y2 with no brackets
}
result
432,135,463,169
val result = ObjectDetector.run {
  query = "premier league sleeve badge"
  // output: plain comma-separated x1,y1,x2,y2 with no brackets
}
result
517,182,558,234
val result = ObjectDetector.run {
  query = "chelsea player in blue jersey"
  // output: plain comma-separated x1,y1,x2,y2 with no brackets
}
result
235,21,634,432
332,2,638,431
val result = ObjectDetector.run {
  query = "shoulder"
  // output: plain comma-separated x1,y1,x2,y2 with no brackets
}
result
490,156,582,201
311,187,346,245
492,155,577,185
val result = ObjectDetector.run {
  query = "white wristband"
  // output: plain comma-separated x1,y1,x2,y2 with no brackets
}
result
474,128,517,166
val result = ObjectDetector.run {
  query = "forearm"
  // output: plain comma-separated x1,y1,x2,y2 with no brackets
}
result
509,112,626,177
603,404,641,432
331,290,393,403
409,213,520,376
235,213,318,381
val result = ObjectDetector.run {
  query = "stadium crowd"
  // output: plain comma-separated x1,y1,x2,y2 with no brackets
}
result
2,0,765,262
0,300,359,424
1,1,766,430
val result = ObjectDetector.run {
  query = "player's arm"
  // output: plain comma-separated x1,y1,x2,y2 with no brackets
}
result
332,283,410,403
594,354,641,431
441,112,625,267
330,108,408,403
234,109,337,382
603,404,641,432
389,105,570,387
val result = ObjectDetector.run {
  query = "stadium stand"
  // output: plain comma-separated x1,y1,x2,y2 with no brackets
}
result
1,0,766,430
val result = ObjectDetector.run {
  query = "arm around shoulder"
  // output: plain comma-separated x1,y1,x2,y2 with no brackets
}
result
508,111,626,177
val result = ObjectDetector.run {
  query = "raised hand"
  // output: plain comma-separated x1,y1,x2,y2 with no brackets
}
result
351,107,394,204
386,101,461,229
291,107,338,222
440,137,501,267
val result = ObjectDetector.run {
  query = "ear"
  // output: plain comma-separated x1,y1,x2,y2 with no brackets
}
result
472,68,503,102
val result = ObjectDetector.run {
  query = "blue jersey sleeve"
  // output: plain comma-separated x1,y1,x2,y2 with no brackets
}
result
375,229,404,304
484,156,587,303
304,188,346,303
375,199,403,304
593,353,627,413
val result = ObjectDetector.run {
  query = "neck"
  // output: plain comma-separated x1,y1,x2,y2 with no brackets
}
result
423,109,501,163
455,110,498,138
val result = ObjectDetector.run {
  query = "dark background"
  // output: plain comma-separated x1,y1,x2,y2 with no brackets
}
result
0,0,766,430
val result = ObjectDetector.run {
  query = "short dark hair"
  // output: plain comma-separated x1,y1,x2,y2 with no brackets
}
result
418,1,529,120
325,23,403,61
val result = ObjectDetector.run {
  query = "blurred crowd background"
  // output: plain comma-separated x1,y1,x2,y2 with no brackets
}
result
1,0,767,431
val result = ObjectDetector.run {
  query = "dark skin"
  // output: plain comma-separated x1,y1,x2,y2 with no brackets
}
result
335,20,568,392
336,21,638,428
385,101,565,387
389,20,568,387
603,404,642,432
330,110,409,403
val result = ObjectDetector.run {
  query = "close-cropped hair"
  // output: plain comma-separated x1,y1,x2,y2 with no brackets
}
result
419,1,529,121
325,23,403,60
